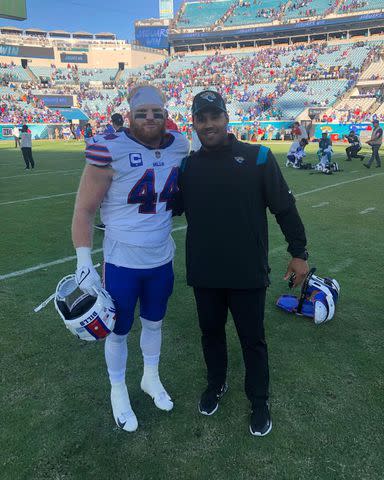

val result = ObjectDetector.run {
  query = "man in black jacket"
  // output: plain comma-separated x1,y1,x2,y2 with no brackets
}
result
345,131,364,161
176,91,309,437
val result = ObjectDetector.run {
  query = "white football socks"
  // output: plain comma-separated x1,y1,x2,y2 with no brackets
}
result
105,332,137,431
140,317,173,411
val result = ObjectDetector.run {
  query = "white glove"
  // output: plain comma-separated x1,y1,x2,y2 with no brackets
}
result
75,247,102,296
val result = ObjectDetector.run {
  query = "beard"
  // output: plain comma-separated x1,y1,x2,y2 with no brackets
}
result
130,121,166,146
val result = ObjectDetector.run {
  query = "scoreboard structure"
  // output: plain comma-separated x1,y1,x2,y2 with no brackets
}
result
0,0,27,20
159,0,173,20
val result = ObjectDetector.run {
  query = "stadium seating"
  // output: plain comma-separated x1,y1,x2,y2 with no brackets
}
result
177,1,233,28
360,58,384,79
284,0,334,19
78,68,117,83
274,80,349,119
224,0,282,26
338,0,384,14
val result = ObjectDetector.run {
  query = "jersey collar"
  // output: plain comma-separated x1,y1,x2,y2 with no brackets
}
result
124,129,175,150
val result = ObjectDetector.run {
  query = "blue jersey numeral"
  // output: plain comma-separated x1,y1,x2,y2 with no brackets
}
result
127,167,179,214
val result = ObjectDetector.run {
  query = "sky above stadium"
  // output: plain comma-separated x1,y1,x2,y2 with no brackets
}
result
0,0,183,41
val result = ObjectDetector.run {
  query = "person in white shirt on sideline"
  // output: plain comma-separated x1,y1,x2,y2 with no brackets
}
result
71,85,189,432
12,125,20,148
20,125,35,170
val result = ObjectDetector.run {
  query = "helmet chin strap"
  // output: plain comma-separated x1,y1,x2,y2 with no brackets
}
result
33,264,101,313
34,293,56,313
296,268,317,315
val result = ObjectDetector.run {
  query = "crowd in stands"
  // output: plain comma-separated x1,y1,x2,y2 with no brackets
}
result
0,61,20,83
174,0,374,31
338,0,368,13
0,99,65,123
0,39,383,125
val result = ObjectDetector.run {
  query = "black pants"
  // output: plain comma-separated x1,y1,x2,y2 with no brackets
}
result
14,136,20,148
193,287,269,406
346,145,364,160
21,147,35,169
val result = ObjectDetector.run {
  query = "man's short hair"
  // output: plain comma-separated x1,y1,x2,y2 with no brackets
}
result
111,113,124,127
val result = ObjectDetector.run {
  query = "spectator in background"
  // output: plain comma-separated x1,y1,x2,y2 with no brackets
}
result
84,123,93,143
364,119,382,168
166,117,179,132
20,124,35,170
12,125,20,148
345,131,364,161
111,113,125,133
318,132,333,164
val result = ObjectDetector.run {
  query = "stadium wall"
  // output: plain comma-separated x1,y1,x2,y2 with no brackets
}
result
0,42,166,69
0,122,373,141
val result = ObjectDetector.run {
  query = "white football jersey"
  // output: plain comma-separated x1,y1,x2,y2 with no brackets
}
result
85,130,189,248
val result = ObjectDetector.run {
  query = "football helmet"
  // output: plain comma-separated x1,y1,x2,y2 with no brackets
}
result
276,268,340,325
55,275,116,341
34,275,116,341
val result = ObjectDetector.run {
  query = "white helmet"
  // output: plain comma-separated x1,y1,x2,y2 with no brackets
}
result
276,268,340,325
54,275,116,341
298,268,338,324
34,275,116,341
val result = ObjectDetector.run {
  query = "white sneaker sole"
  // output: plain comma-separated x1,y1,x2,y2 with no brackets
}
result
198,384,228,416
113,413,138,432
249,420,272,437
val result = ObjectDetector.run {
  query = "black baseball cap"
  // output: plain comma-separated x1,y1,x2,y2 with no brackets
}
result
111,113,124,126
192,90,227,116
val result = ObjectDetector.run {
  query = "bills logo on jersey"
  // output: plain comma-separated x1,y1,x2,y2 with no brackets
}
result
129,153,143,167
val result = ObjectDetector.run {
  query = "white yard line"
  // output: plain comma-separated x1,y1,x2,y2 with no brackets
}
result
0,169,81,180
312,202,330,208
295,172,384,198
1,172,383,281
1,170,383,207
360,207,376,214
0,226,187,281
0,192,77,206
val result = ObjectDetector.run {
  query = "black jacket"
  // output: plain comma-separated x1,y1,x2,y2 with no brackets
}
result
176,135,307,288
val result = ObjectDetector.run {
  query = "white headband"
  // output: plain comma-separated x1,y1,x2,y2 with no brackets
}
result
129,86,165,111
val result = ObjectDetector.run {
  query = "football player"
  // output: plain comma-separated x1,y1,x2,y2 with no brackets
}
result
72,85,190,432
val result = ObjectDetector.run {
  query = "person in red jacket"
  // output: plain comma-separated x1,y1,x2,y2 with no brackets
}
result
166,117,179,131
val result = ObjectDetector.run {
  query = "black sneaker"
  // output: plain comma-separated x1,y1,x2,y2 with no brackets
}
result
363,164,370,169
198,383,228,416
94,223,105,231
250,402,272,437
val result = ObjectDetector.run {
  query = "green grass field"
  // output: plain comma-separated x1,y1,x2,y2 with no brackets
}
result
1,139,383,480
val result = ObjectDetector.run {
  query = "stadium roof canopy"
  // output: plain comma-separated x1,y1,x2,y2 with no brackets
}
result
25,28,46,34
1,26,22,32
73,31,93,38
49,30,71,36
95,32,116,38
